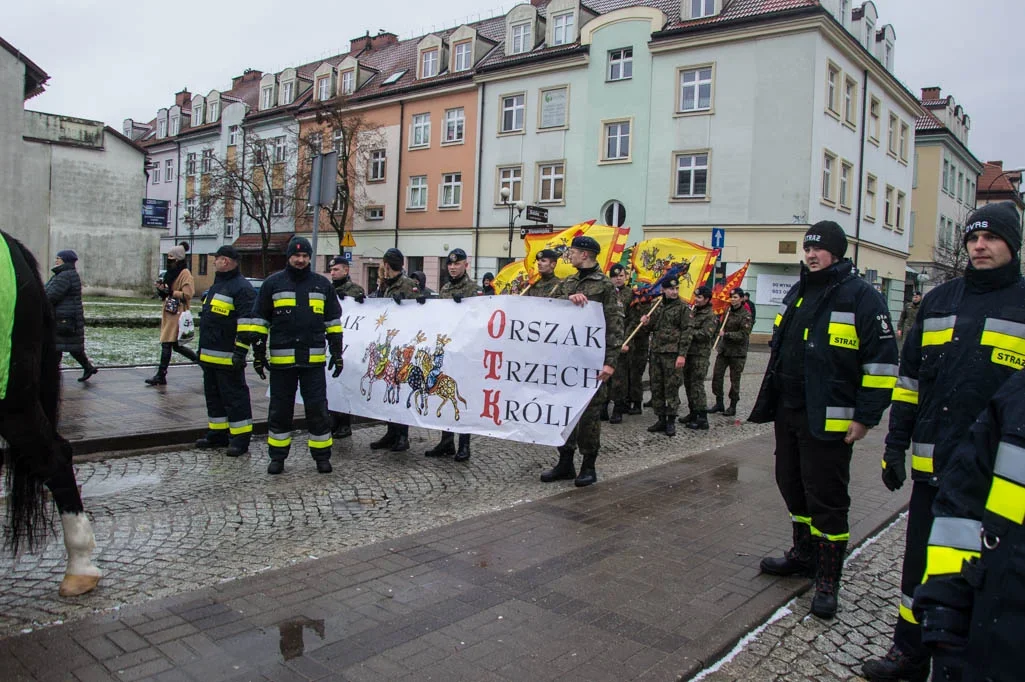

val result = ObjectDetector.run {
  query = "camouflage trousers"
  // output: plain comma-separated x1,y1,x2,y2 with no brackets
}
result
608,350,630,408
649,353,683,416
564,389,604,457
712,353,747,402
626,338,649,404
683,353,710,413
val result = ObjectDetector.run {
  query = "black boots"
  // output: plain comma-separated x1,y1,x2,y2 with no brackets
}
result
391,433,410,452
226,444,247,457
316,459,332,474
665,416,676,437
425,433,455,457
609,403,624,424
454,435,471,462
810,538,846,619
724,400,738,417
627,401,642,415
760,523,814,577
195,437,227,449
371,425,398,450
540,446,576,482
144,372,167,386
332,413,352,439
861,645,931,682
267,460,285,475
79,365,98,382
678,412,694,424
686,411,709,430
574,454,597,487
708,399,725,414
647,416,667,433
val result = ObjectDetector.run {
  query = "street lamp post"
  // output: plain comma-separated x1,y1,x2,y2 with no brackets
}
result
499,186,526,262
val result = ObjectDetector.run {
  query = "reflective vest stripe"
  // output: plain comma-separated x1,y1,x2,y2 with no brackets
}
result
810,525,850,542
272,292,296,301
791,514,812,526
862,362,898,389
308,433,333,449
824,406,854,432
208,416,229,430
922,315,957,347
898,593,917,624
273,298,297,308
980,318,1025,355
324,318,342,334
923,516,982,581
200,350,233,365
828,313,860,349
267,432,292,448
892,375,919,404
308,292,326,300
229,419,253,435
237,318,269,334
911,442,934,474
986,444,1025,523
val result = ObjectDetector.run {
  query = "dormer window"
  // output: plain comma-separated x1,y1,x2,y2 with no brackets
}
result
208,101,219,122
169,116,179,136
691,0,715,18
282,81,294,105
340,70,355,95
193,105,204,126
454,41,472,71
552,12,574,46
421,49,439,78
511,22,531,54
261,86,274,109
317,76,331,101
157,118,167,138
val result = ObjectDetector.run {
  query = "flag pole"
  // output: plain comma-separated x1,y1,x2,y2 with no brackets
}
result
518,283,533,295
621,296,663,351
711,307,731,353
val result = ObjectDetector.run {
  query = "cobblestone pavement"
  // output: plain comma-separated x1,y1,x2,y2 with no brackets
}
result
695,515,908,682
1,356,778,637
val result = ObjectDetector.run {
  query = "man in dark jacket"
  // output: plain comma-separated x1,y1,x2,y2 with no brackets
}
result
328,255,364,439
751,221,899,620
709,287,753,417
239,237,344,475
911,369,1025,682
481,272,496,296
45,249,97,382
195,245,257,456
862,201,1025,681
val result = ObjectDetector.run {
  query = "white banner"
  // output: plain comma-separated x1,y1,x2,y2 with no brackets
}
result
325,297,606,446
755,273,799,305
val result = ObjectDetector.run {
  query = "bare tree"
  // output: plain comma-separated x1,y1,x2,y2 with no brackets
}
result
206,129,298,276
295,107,385,250
931,204,974,284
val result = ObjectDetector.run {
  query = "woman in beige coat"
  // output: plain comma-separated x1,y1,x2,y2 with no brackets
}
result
145,245,199,385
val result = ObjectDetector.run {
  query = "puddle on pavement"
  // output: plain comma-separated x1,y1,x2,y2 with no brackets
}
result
80,473,161,498
278,616,325,660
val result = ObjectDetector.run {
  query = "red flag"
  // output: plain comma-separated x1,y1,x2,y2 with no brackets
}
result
711,260,750,315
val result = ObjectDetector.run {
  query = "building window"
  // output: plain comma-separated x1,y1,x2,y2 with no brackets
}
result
440,172,462,208
843,76,857,126
942,157,951,194
603,120,631,161
678,66,713,113
366,206,385,221
317,77,331,101
332,128,345,153
839,160,853,209
152,167,161,184
899,121,909,162
411,113,431,147
957,171,964,202
223,217,233,238
340,70,354,95
822,151,836,203
887,113,898,156
273,136,286,163
864,174,877,221
208,101,219,121
262,86,274,109
602,200,626,227
674,153,708,199
444,108,465,144
552,12,574,46
199,254,208,276
895,191,906,233
826,62,840,115
454,41,472,71
199,199,211,221
884,184,895,228
538,163,565,203
157,119,167,137
608,48,633,81
421,49,439,78
869,97,881,143
306,132,323,166
501,94,525,133
165,159,173,182
185,197,197,220
281,81,294,104
511,22,531,54
369,149,386,181
201,149,213,174
169,117,179,136
498,165,522,203
408,175,428,209
271,189,285,217
186,152,196,175
229,125,240,146
193,106,203,126
691,0,715,18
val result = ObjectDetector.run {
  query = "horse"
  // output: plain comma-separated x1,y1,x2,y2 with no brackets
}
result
428,374,468,421
0,231,101,597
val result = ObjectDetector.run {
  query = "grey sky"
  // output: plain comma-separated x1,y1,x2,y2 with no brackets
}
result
6,0,1024,168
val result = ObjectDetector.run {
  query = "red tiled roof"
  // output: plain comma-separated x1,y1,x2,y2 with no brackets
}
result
915,109,944,132
920,98,948,108
979,163,1019,194
660,0,819,30
233,232,295,252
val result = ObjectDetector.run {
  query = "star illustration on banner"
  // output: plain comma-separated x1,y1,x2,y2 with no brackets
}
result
375,311,389,329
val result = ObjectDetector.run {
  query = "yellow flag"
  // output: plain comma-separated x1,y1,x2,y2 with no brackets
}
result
523,221,631,280
492,260,531,295
630,237,719,303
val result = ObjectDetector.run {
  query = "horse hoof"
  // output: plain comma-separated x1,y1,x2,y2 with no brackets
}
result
59,573,100,597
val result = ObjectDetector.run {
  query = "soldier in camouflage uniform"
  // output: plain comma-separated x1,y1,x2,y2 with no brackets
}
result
540,236,624,488
679,285,718,430
368,247,421,453
525,248,563,297
328,255,365,438
897,290,921,342
624,291,652,416
606,264,633,423
709,287,753,417
425,248,478,462
632,276,689,436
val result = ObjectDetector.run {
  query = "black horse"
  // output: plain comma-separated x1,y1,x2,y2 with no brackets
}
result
0,230,101,596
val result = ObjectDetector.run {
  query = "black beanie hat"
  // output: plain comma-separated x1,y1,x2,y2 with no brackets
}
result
963,201,1022,255
804,220,848,260
382,247,404,270
482,272,494,283
215,245,240,260
286,237,313,257
57,249,78,263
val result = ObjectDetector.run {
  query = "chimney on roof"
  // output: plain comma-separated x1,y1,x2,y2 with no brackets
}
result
988,161,1004,169
530,0,545,6
921,86,941,101
351,30,397,54
350,30,372,53
175,88,191,108
232,69,263,87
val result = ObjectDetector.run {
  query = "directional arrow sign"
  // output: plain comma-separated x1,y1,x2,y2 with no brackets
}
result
711,227,725,250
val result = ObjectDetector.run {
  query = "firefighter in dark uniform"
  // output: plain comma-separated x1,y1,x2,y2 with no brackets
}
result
709,287,754,417
525,248,563,297
368,248,421,453
680,285,718,430
751,221,899,620
633,275,689,437
425,248,479,462
195,245,257,456
239,237,343,475
606,264,633,424
912,369,1025,682
328,255,364,439
540,236,624,487
862,202,1025,681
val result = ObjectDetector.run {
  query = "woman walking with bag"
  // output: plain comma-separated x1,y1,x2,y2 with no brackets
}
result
45,249,98,381
146,245,198,385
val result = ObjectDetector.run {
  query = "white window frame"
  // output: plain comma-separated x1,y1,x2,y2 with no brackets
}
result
864,174,877,221
839,160,853,210
602,119,632,163
691,0,715,18
453,41,472,71
895,191,906,233
440,172,463,209
497,165,523,204
411,113,431,148
152,167,161,184
957,170,964,202
868,96,881,144
229,126,240,147
887,113,898,156
273,136,286,163
185,197,197,219
511,22,531,54
443,108,465,144
677,65,714,113
552,12,574,46
340,70,355,95
193,105,203,126
281,81,294,105
165,159,173,183
673,152,709,200
825,62,841,116
500,93,525,134
407,175,428,210
186,152,196,175
822,150,837,204
843,76,857,127
366,206,385,221
317,77,331,101
884,184,895,228
262,86,274,109
169,116,179,136
899,121,909,162
537,162,565,204
199,198,211,221
271,189,285,217
369,149,386,182
201,149,213,174
208,101,219,122
157,119,167,138
421,49,439,78
608,48,633,81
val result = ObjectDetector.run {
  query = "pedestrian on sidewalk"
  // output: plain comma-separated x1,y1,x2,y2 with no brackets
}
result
912,368,1025,682
634,275,689,437
862,201,1025,682
709,287,753,417
328,255,364,439
146,245,199,385
240,237,344,475
679,285,717,430
425,248,478,462
481,272,496,296
751,221,898,620
539,236,623,487
194,246,256,457
742,291,757,324
44,249,97,382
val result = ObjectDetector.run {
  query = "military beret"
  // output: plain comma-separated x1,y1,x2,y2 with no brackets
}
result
447,248,467,263
570,235,600,254
694,285,713,298
329,255,349,267
609,264,626,276
664,277,679,288
536,248,560,261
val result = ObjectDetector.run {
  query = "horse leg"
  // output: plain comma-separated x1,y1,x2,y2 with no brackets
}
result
45,440,101,597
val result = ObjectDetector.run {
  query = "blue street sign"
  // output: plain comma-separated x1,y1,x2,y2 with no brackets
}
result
711,227,725,249
342,251,353,262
